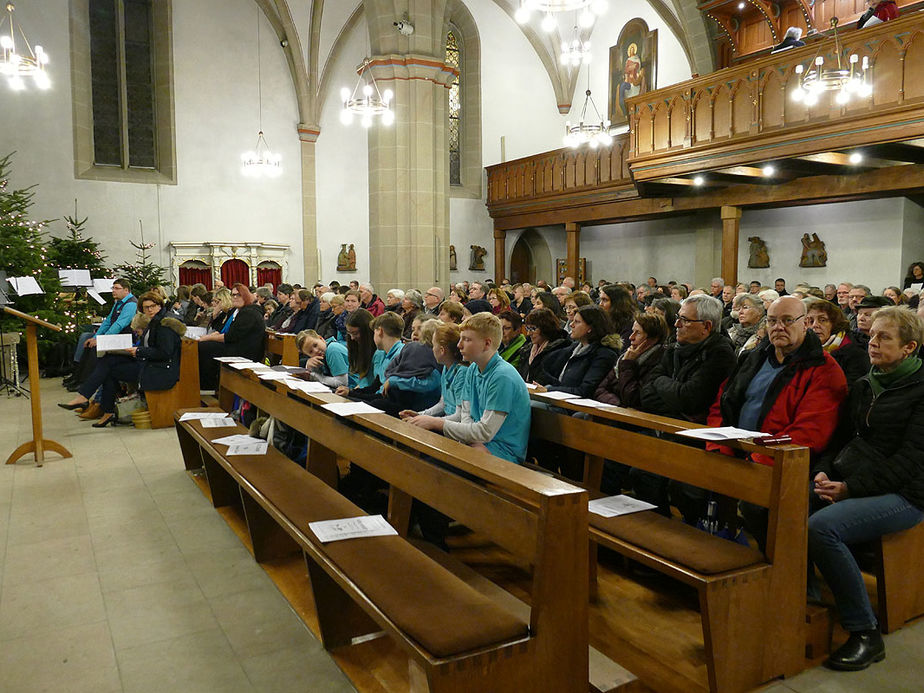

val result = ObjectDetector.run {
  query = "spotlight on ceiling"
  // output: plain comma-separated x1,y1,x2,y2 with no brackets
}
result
849,152,863,164
693,176,704,186
762,165,775,177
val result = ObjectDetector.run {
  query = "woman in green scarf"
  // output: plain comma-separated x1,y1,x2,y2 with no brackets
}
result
810,306,924,672
498,310,527,369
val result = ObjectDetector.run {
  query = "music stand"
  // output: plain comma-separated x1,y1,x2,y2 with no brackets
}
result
1,306,73,466
0,273,29,398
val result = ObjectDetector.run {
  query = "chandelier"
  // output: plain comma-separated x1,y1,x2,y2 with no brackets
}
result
240,7,281,178
564,88,612,148
0,3,50,90
340,59,394,128
791,17,871,106
560,26,591,68
516,0,607,33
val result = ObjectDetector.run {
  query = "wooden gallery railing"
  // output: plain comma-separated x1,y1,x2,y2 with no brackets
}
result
627,11,924,181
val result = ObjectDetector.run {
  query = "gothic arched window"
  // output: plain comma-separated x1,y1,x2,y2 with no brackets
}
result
446,28,462,186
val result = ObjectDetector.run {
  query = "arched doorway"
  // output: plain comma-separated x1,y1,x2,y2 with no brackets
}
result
509,229,553,285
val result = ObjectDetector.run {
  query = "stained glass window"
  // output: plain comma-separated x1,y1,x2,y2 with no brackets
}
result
446,29,461,186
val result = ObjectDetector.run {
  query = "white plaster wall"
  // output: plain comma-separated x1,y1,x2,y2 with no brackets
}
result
901,198,924,282
315,12,370,285
449,197,494,282
738,199,904,292
317,0,362,79
0,0,303,283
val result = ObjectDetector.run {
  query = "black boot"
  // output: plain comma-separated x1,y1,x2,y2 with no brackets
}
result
824,629,885,671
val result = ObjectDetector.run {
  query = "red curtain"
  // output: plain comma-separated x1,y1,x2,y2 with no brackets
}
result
256,266,282,290
221,259,250,287
179,266,212,290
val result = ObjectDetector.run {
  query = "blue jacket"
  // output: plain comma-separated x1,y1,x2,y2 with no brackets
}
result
97,294,137,335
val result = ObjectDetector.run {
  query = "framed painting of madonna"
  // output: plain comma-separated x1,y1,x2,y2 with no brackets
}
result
608,19,658,128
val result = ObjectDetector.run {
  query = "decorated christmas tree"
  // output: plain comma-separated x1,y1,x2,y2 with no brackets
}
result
112,221,168,295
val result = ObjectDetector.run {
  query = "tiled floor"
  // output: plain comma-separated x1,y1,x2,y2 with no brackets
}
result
0,379,355,693
1,379,922,692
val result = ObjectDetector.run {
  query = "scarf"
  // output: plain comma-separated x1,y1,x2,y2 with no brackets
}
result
528,340,547,365
822,331,846,352
869,355,922,396
559,341,593,380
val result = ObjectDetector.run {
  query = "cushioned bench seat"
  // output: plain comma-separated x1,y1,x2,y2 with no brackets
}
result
590,510,766,575
202,432,530,659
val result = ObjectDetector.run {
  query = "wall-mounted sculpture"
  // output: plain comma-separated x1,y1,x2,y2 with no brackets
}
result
337,243,357,272
469,245,487,271
449,244,457,271
800,233,827,268
748,236,769,268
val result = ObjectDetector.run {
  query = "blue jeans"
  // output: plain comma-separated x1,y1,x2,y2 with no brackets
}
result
73,330,95,362
808,494,924,632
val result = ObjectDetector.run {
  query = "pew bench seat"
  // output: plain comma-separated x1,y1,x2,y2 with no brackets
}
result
174,408,530,664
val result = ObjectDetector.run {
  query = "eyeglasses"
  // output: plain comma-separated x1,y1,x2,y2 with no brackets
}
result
525,325,538,332
766,315,805,328
231,292,241,297
426,292,440,298
675,316,705,326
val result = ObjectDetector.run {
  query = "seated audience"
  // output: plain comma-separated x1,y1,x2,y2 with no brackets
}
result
882,286,906,305
903,261,924,291
595,312,669,408
727,293,766,355
809,307,924,671
532,306,621,398
516,308,571,383
316,293,343,341
498,310,527,369
647,297,680,344
384,288,405,313
400,289,423,340
487,287,511,315
183,284,206,325
297,329,349,389
380,334,442,414
263,299,278,322
423,287,444,316
197,284,266,389
335,290,362,342
670,284,688,301
68,278,138,388
464,282,493,315
599,284,637,347
254,287,273,305
277,288,319,334
344,308,376,389
532,290,565,321
408,312,531,464
773,26,805,51
448,287,468,304
359,283,386,317
338,312,405,399
853,295,892,348
207,288,232,333
268,283,295,330
59,292,185,427
400,322,467,420
563,291,593,334
172,285,191,321
512,284,533,316
805,297,870,389
437,301,464,324
858,0,898,28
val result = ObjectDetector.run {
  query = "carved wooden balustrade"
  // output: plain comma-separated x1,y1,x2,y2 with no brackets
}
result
627,11,924,183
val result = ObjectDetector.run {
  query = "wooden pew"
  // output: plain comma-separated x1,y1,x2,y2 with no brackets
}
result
877,521,924,633
178,364,589,693
265,330,299,366
527,393,810,693
145,338,200,428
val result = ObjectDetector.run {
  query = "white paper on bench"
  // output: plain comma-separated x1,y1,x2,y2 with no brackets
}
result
95,333,133,354
588,495,658,518
178,411,232,422
228,361,262,369
525,383,538,390
287,380,330,393
536,391,580,401
258,371,294,381
309,514,398,543
227,440,269,456
185,326,207,339
321,401,382,417
676,426,764,441
214,356,250,363
211,434,263,446
568,398,612,408
200,416,236,428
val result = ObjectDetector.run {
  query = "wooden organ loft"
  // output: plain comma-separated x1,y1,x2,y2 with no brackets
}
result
707,0,924,66
484,11,924,286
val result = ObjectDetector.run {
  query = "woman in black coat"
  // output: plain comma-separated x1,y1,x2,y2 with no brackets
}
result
58,292,186,427
809,307,924,671
197,283,267,389
532,306,621,398
516,308,571,383
277,289,319,334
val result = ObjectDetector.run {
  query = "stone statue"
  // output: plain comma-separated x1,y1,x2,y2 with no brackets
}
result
469,244,487,271
449,244,457,271
347,244,357,271
336,244,349,271
747,236,769,268
799,233,827,268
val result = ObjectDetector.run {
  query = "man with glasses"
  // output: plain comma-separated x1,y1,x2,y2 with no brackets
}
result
708,296,847,547
423,286,444,316
465,282,492,315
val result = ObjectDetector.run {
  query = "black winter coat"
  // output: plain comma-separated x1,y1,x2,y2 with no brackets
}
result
279,300,319,334
138,314,185,391
830,337,870,390
517,333,571,383
815,363,924,509
315,309,338,341
641,331,736,422
224,304,267,362
537,340,620,398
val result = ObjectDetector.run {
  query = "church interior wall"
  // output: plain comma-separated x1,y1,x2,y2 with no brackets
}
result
0,0,305,283
900,197,924,277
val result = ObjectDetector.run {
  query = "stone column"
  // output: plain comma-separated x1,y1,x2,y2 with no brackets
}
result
494,229,506,282
298,124,320,285
565,222,581,282
721,205,741,287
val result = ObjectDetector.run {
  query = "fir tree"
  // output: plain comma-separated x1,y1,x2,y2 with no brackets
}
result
48,213,111,336
112,222,168,295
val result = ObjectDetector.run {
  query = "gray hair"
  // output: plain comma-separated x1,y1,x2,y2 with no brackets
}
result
758,289,780,304
320,291,336,304
733,293,765,315
386,288,405,301
683,294,724,333
404,288,424,309
359,282,374,294
710,277,725,288
784,26,803,40
854,284,872,296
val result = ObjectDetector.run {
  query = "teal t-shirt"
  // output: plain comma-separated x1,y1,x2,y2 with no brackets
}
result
371,341,404,393
323,338,349,377
467,352,531,463
441,362,468,416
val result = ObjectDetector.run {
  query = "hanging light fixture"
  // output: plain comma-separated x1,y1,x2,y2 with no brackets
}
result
560,25,591,68
791,17,871,107
340,58,394,128
241,8,281,178
0,3,50,90
515,0,607,32
564,76,611,149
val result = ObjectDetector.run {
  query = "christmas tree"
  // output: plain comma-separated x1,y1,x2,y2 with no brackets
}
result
48,212,110,336
112,222,168,295
0,152,66,346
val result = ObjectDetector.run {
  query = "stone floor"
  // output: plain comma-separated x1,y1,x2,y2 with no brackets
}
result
0,378,355,693
1,378,922,692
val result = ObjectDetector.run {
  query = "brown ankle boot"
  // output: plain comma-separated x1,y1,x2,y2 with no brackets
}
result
79,402,103,420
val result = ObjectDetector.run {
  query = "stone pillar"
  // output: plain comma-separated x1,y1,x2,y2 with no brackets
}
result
565,222,581,283
721,205,741,287
298,124,320,285
494,229,506,283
